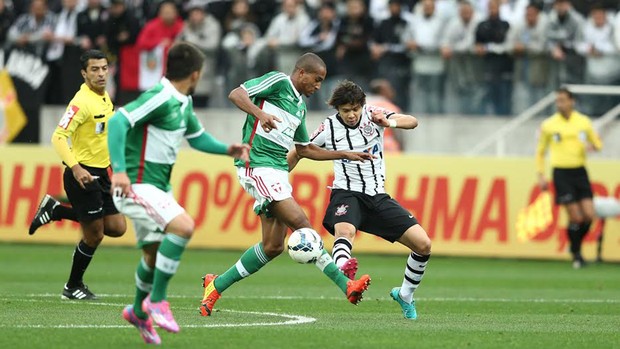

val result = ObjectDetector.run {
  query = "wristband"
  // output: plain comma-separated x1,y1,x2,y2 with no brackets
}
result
388,119,397,128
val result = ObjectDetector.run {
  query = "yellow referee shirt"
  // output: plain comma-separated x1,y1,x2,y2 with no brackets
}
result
535,111,603,173
52,84,114,168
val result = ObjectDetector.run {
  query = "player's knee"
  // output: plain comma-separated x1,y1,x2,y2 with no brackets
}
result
83,233,104,247
263,241,284,258
416,237,432,256
104,223,126,238
334,229,355,241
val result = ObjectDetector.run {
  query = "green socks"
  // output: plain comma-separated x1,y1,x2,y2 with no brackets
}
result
315,249,349,294
133,257,154,320
150,234,189,302
214,243,270,293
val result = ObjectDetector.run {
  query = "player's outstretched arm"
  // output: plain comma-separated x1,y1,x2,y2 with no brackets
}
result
108,113,132,196
187,132,250,162
371,110,418,130
294,143,374,162
229,87,281,132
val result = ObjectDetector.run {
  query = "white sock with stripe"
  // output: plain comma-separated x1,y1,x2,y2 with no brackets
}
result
399,252,430,303
332,237,352,268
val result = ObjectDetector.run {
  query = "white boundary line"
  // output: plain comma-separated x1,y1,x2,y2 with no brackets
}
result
17,293,620,304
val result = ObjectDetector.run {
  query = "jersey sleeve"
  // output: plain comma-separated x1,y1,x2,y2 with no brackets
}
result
117,91,169,127
185,109,205,139
584,118,603,151
309,121,327,148
241,71,288,99
293,119,310,145
535,121,551,174
53,103,88,138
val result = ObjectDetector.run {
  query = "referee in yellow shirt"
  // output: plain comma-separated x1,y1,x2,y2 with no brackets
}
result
34,50,127,299
536,87,603,269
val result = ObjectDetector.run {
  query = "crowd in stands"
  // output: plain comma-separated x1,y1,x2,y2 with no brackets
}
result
1,0,619,116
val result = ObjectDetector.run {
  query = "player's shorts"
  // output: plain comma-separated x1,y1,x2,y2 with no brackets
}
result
112,183,185,247
322,189,419,243
552,167,593,205
64,164,118,222
236,167,292,216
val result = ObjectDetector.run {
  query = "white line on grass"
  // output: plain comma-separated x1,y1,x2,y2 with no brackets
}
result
20,293,620,304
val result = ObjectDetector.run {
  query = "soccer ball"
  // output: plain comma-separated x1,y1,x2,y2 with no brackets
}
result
287,228,324,264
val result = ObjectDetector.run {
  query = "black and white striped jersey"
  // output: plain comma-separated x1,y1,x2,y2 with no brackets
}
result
310,104,394,196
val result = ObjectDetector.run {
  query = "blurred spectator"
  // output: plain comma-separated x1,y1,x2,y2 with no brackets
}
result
106,0,140,104
413,0,459,20
441,0,483,114
222,22,269,91
7,0,55,57
499,0,528,25
336,0,374,90
178,0,221,107
576,5,620,116
475,0,513,116
508,2,551,113
370,0,410,111
223,0,257,33
76,0,108,51
547,0,585,85
0,0,14,46
46,0,82,104
366,78,402,152
570,0,619,18
264,0,309,73
299,1,340,110
250,0,278,34
404,0,446,114
134,0,183,90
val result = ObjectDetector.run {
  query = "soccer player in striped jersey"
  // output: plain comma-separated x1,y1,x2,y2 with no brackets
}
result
108,42,249,344
288,80,432,320
37,50,127,300
199,53,374,317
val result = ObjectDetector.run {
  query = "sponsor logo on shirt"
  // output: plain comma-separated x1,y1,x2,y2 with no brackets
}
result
58,105,79,129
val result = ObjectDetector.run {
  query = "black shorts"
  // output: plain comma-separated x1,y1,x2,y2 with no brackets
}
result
552,167,593,205
64,164,118,222
322,189,419,243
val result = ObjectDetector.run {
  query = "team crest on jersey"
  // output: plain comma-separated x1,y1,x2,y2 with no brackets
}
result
335,204,349,216
360,121,374,137
310,123,325,139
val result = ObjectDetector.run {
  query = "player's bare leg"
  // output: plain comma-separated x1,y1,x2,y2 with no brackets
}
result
103,213,126,237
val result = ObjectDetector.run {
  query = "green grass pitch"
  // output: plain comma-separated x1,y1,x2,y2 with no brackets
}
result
1,243,619,348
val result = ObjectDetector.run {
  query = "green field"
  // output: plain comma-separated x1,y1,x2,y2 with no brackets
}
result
0,243,619,348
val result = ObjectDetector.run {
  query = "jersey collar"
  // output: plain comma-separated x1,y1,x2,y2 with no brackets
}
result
161,77,189,104
287,76,303,106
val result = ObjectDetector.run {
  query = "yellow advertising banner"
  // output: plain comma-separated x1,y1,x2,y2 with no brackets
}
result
1,146,619,261
0,70,28,142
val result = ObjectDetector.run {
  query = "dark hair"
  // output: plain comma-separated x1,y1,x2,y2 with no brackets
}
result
165,42,205,81
293,52,326,74
557,87,574,99
328,80,366,108
80,50,107,70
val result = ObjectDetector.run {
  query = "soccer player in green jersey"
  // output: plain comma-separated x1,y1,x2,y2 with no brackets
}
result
199,53,374,317
107,42,249,344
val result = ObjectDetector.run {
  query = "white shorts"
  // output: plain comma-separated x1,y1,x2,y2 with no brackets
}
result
113,183,185,247
237,167,292,215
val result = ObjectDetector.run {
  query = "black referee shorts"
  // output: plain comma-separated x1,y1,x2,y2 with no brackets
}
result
64,164,119,222
322,189,419,243
552,167,593,205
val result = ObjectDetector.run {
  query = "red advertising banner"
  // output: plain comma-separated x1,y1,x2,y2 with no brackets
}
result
1,146,618,261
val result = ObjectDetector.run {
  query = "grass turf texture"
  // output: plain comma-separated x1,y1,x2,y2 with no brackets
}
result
0,243,619,348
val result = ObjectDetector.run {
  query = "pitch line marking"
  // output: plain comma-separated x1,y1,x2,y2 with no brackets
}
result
20,293,620,304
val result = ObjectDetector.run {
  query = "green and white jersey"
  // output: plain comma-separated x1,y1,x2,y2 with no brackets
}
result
233,71,309,171
118,77,204,191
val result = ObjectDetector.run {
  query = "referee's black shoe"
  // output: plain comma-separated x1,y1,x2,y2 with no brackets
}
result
62,284,98,300
29,194,59,235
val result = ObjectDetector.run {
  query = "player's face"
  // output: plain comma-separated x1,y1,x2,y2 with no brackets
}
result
299,66,326,97
82,58,108,93
337,103,363,126
555,92,573,114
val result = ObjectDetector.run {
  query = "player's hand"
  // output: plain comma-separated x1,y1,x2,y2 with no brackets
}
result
111,172,131,198
71,164,94,189
257,111,281,133
370,108,390,127
228,143,251,162
538,175,548,191
344,152,375,162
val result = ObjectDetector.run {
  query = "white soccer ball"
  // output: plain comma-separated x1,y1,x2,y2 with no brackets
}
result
287,228,324,264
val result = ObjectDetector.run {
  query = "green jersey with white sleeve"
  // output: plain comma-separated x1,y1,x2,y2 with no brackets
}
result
116,77,205,191
233,71,309,171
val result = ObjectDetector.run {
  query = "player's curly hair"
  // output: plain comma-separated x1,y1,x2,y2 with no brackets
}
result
327,80,366,109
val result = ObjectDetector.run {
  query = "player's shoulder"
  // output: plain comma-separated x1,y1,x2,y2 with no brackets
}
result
541,113,560,128
572,111,592,123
